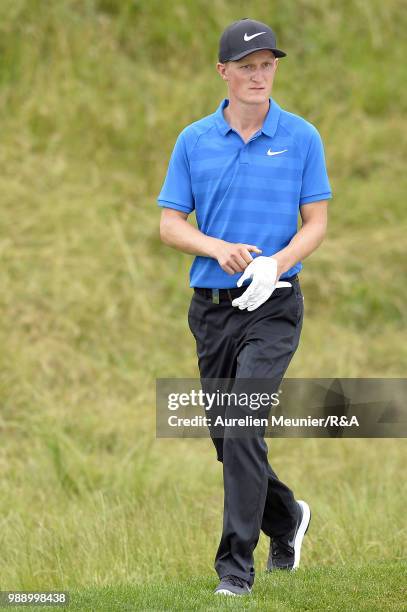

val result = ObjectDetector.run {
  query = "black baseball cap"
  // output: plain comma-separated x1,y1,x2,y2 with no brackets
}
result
218,18,286,62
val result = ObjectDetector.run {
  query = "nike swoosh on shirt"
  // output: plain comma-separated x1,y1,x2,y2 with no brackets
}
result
244,32,266,42
266,149,288,156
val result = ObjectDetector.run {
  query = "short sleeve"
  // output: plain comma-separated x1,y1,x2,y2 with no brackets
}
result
157,131,195,213
299,126,332,205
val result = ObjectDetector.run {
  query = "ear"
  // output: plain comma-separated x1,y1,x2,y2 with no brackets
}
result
216,62,229,81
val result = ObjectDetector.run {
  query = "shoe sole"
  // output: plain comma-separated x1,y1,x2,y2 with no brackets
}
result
293,499,311,570
215,588,252,596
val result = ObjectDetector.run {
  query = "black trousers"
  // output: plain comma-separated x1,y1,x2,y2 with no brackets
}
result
187,277,304,587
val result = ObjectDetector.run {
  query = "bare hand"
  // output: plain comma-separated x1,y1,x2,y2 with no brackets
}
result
214,241,262,275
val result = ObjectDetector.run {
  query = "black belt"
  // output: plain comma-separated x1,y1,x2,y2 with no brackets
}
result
194,275,298,303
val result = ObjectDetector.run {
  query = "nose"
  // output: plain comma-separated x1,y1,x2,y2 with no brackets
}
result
250,67,266,81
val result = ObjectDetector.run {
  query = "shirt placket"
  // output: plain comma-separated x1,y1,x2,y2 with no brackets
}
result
236,130,262,165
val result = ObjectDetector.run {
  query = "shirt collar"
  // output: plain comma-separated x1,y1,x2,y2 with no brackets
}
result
214,97,281,138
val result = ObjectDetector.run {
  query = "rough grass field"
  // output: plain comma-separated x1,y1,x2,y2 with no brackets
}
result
0,0,406,610
6,563,407,610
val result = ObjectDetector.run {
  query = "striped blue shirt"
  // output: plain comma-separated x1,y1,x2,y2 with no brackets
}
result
157,97,332,288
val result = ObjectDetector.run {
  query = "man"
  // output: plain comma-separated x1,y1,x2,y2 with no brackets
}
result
157,18,332,597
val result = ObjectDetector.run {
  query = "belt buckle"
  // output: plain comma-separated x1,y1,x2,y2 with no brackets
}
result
212,289,219,304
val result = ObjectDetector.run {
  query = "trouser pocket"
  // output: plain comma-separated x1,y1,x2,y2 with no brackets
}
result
292,280,304,325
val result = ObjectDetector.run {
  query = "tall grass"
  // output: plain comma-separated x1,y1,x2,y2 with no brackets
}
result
0,0,406,592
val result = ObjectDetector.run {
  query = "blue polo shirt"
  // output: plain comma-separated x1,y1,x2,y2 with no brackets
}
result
157,97,332,288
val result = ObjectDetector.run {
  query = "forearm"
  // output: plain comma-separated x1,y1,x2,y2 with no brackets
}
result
273,219,327,276
160,216,220,258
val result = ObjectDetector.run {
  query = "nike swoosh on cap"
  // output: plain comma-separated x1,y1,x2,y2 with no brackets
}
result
266,149,288,156
244,32,266,42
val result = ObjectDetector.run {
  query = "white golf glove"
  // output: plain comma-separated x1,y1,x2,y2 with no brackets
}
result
232,256,292,311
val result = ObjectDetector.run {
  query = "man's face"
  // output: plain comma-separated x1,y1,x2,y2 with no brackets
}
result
216,49,278,105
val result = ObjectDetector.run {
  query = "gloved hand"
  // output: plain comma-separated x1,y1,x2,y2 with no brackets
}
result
232,256,292,311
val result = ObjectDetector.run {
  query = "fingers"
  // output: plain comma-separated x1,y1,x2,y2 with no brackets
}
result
245,287,271,311
232,282,252,308
236,262,254,287
234,252,252,271
240,245,261,266
231,255,281,311
218,243,262,275
232,293,249,309
245,245,263,254
234,278,271,311
223,255,249,275
222,253,252,275
240,250,254,266
233,281,257,309
229,246,260,273
247,289,268,310
223,264,239,275
247,296,267,311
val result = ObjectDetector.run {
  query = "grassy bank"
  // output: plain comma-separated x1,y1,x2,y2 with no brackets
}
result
0,0,406,606
5,562,407,610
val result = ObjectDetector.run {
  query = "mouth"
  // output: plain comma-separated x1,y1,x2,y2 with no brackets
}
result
249,87,265,90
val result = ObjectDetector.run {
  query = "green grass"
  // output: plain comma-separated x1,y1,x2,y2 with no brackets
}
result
1,439,405,591
75,563,407,610
0,0,406,609
5,563,407,611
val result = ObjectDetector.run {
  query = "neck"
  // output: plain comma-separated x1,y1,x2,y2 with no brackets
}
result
223,97,270,132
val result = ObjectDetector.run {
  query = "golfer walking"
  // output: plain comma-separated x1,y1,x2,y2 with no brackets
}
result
157,18,332,596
